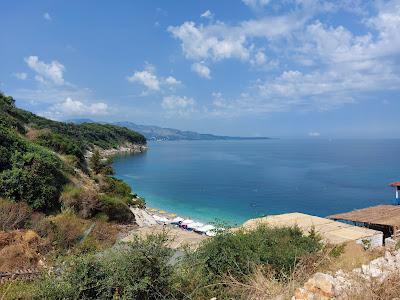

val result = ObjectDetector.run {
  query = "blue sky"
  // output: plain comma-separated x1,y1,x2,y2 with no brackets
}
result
1,0,400,138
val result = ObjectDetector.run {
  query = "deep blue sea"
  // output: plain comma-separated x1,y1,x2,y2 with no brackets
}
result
113,139,400,225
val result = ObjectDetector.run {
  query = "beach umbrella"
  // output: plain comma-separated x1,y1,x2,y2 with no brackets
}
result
171,217,184,223
168,213,177,218
196,224,215,233
159,210,167,214
187,222,204,230
158,217,169,223
181,219,194,225
206,231,216,237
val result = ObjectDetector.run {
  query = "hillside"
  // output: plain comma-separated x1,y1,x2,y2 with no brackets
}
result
0,92,146,213
114,121,271,141
69,119,271,141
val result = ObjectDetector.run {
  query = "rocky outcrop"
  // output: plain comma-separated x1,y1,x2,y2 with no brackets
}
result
293,250,400,300
129,208,157,227
100,143,147,157
85,143,147,160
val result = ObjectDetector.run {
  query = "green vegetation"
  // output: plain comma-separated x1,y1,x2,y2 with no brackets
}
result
0,91,329,300
35,234,174,300
1,226,323,299
0,125,67,211
0,92,146,213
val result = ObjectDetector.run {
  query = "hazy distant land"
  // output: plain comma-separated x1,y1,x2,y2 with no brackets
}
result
68,119,271,141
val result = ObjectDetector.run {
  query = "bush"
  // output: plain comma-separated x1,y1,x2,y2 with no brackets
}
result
33,213,85,250
0,128,67,211
36,234,174,299
100,176,133,202
99,195,134,224
0,198,32,231
198,225,321,279
174,225,322,299
60,185,101,218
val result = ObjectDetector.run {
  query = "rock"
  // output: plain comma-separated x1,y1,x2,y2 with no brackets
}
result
130,208,157,227
294,273,335,300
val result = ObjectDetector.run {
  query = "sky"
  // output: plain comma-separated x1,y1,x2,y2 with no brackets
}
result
1,0,400,138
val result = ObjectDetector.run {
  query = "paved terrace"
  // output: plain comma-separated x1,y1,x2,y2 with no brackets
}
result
242,212,383,248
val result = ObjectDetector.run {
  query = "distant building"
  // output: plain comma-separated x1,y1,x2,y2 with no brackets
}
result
390,181,400,202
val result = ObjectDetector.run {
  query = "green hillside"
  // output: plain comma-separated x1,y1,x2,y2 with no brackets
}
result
0,92,146,213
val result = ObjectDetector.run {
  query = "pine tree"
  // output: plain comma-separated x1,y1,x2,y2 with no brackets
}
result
90,149,102,174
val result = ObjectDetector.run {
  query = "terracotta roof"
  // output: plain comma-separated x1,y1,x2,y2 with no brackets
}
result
390,182,400,187
328,205,400,228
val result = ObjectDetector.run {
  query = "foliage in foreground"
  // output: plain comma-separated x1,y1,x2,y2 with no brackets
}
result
35,234,174,300
174,225,322,299
2,226,324,300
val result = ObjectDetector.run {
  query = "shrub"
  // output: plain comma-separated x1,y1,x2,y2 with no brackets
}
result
33,213,86,250
197,225,321,279
0,128,67,211
35,234,174,299
89,221,119,249
174,225,322,299
100,176,133,202
60,185,101,218
0,198,32,231
99,195,134,224
35,131,85,162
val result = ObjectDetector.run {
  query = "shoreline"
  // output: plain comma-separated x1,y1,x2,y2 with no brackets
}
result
100,143,148,157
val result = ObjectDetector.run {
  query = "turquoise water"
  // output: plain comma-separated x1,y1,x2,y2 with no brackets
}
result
113,139,400,225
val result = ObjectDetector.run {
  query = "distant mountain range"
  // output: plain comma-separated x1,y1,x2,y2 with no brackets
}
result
67,119,270,141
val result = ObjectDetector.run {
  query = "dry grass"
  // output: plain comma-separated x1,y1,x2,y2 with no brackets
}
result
321,242,384,273
344,271,400,300
0,199,32,231
218,242,385,300
0,230,45,272
25,128,50,141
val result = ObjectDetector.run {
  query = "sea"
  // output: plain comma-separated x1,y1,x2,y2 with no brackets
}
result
113,139,400,225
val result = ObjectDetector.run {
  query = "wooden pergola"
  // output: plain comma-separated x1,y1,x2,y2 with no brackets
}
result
329,205,400,238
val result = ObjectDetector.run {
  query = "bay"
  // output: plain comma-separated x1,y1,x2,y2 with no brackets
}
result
113,139,400,225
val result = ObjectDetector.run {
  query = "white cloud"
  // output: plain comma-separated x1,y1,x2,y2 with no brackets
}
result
242,0,271,10
25,56,65,85
13,72,27,80
308,132,321,137
191,62,211,79
127,65,182,91
200,10,214,19
168,11,308,65
43,12,52,21
251,50,267,66
50,97,109,116
165,76,181,86
127,65,160,91
187,0,400,117
162,95,196,115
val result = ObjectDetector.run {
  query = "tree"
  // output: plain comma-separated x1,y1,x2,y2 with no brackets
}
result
89,150,102,174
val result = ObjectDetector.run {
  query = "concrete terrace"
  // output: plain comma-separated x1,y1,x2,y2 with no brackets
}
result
242,212,383,248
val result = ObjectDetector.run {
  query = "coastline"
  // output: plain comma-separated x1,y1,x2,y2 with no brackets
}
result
100,143,148,157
